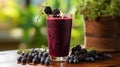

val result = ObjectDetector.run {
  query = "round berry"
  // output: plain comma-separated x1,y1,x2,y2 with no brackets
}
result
45,57,51,65
85,57,90,62
94,55,99,60
40,57,46,64
66,56,70,63
43,52,49,57
17,56,22,62
21,52,25,56
68,59,73,63
53,9,60,14
74,55,79,59
73,59,79,64
24,53,29,58
32,58,40,64
75,45,81,51
74,51,80,56
44,6,53,14
27,56,33,63
89,57,95,62
81,48,87,54
21,57,27,64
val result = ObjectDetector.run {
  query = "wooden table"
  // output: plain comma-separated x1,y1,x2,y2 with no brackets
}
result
0,50,120,67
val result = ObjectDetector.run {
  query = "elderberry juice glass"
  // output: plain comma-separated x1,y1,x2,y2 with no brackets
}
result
46,14,72,61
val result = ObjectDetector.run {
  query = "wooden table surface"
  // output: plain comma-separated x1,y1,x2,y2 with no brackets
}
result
0,50,120,67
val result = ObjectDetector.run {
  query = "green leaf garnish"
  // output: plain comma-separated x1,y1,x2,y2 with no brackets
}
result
37,0,48,23
87,47,95,52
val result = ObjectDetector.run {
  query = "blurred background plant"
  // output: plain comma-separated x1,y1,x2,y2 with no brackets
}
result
0,0,84,50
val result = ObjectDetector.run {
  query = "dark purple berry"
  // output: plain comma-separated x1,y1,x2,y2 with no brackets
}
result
74,51,80,56
21,57,27,64
85,57,90,62
43,52,49,57
27,56,33,63
38,54,42,59
53,9,60,14
21,52,25,56
71,47,76,55
75,45,81,51
17,56,22,62
73,59,79,64
34,55,39,58
81,48,87,54
32,58,40,64
98,56,103,60
44,6,53,14
40,57,46,64
24,53,29,58
83,53,90,57
66,56,70,63
45,57,51,65
89,57,95,62
94,55,99,60
68,59,73,63
69,55,74,59
34,51,39,55
74,55,79,59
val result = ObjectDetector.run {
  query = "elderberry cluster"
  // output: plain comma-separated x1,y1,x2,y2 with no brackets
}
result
66,45,112,64
17,48,51,65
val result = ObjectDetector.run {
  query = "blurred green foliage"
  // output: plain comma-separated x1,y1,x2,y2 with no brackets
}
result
0,0,84,48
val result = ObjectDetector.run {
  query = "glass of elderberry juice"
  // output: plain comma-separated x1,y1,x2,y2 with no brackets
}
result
46,14,72,61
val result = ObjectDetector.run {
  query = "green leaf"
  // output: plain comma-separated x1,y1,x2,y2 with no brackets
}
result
87,47,95,52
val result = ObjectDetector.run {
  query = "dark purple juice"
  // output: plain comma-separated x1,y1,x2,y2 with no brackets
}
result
46,15,72,57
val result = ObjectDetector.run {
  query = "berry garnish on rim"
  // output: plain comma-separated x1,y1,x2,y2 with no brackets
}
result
52,8,60,17
44,6,61,18
53,9,60,15
44,6,53,15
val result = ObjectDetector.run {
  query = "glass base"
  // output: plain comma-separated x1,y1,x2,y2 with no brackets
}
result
51,56,67,62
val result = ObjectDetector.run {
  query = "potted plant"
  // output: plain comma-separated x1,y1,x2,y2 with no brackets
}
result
78,0,120,51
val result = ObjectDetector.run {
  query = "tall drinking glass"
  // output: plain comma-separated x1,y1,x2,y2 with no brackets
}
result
46,15,72,61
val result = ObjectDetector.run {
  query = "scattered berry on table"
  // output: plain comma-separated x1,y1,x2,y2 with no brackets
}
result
40,56,46,64
17,45,112,65
32,58,40,64
17,56,22,63
73,59,79,64
45,57,51,65
66,45,112,64
17,48,51,65
21,57,27,64
43,52,49,57
68,58,73,63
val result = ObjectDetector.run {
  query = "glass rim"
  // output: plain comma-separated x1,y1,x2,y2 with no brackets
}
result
46,14,72,19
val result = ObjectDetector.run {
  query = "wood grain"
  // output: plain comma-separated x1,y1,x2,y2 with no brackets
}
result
85,17,120,51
